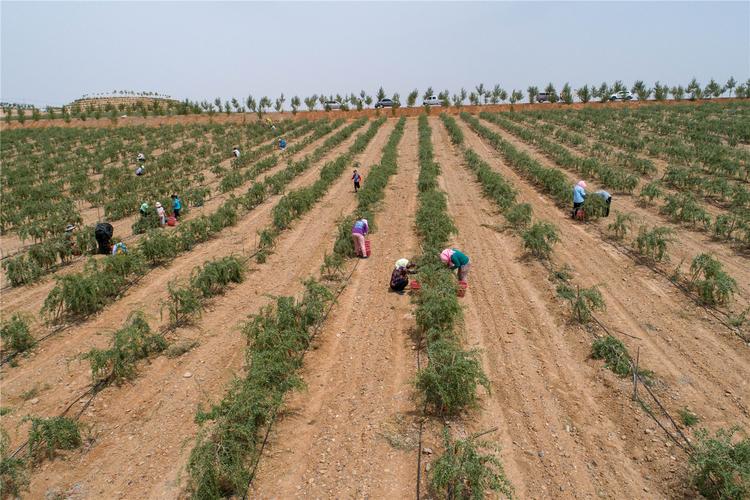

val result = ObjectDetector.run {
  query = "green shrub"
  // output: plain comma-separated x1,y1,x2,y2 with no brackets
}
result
591,335,632,377
635,226,673,262
678,408,699,427
84,311,167,385
640,180,663,204
431,427,514,500
0,428,28,497
416,340,490,415
505,203,532,230
162,281,203,327
0,313,35,354
556,284,605,324
189,256,245,298
24,416,81,462
607,211,633,240
521,221,559,260
689,427,750,500
689,253,738,305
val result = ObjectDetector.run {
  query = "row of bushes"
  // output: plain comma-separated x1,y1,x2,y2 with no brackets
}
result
257,117,386,262
40,119,371,323
187,279,333,498
414,114,510,498
480,111,639,193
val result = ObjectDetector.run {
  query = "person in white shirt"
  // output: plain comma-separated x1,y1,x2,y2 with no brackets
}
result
137,152,146,162
232,147,240,159
155,202,166,226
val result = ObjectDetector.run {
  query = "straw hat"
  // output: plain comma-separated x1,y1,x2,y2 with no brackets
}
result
155,202,162,208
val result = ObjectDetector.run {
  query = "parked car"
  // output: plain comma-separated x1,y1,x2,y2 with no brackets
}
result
609,91,634,101
324,101,342,110
374,98,394,108
535,92,553,103
423,95,441,106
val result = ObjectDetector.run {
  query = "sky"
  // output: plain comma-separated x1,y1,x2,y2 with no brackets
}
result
1,1,749,107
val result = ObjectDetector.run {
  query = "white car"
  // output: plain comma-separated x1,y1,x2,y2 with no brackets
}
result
324,101,341,110
609,91,634,101
423,95,441,106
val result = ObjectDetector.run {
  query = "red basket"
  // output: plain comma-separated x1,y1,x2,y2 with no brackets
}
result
365,240,371,257
410,280,421,291
166,216,177,227
457,280,468,297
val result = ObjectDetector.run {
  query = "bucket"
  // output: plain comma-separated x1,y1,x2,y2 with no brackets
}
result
410,280,421,291
575,208,585,221
167,216,177,227
365,240,371,257
457,280,468,297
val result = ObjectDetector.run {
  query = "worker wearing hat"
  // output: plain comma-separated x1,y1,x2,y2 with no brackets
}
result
390,258,417,293
440,248,470,282
572,180,587,219
155,202,166,227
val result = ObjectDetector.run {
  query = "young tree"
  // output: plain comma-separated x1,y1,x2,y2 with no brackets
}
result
31,107,41,121
469,92,479,106
509,90,523,105
223,102,231,115
304,95,317,111
612,80,626,94
631,80,651,101
407,89,419,107
576,85,591,103
291,95,302,115
231,97,240,112
705,79,722,99
725,76,736,97
560,83,573,104
275,93,286,112
490,84,502,104
376,86,386,101
653,81,669,101
499,89,508,102
475,83,486,104
246,95,257,114
423,86,434,100
452,93,462,109
438,90,450,107
214,97,222,111
46,106,56,120
597,82,610,102
670,85,686,101
545,82,558,103
687,78,702,100
258,96,271,118
364,95,372,107
392,93,401,114
527,86,539,104
17,108,26,124
736,83,748,98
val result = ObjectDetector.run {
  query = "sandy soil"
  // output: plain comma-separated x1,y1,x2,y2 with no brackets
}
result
7,119,397,499
1,115,748,500
250,117,422,498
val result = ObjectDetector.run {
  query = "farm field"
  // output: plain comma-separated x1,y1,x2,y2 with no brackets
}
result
1,101,749,499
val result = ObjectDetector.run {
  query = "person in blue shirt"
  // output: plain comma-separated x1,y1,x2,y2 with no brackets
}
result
171,194,182,219
595,190,612,217
279,138,287,150
572,180,587,219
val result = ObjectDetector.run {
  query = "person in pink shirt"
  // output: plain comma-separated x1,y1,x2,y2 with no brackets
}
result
351,216,369,258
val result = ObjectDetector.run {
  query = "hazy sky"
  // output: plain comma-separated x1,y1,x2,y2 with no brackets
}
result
2,1,748,107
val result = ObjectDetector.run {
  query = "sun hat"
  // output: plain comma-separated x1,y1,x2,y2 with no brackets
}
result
155,202,162,208
577,180,587,188
440,248,454,264
395,258,409,269
65,224,75,232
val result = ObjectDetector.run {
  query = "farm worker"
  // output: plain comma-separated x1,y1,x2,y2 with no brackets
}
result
139,202,149,217
595,190,612,217
64,224,79,254
390,259,417,293
352,169,362,193
94,222,114,255
155,202,166,227
572,180,587,219
171,194,182,219
135,165,145,176
111,242,128,255
440,248,471,282
279,138,287,150
137,152,145,163
351,217,369,258
232,147,240,159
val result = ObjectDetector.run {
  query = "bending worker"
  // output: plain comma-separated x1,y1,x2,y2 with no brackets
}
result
595,190,612,217
440,248,470,282
351,216,369,258
572,180,587,219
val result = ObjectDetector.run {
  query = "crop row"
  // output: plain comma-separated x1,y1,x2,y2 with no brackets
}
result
479,111,640,193
38,118,369,325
